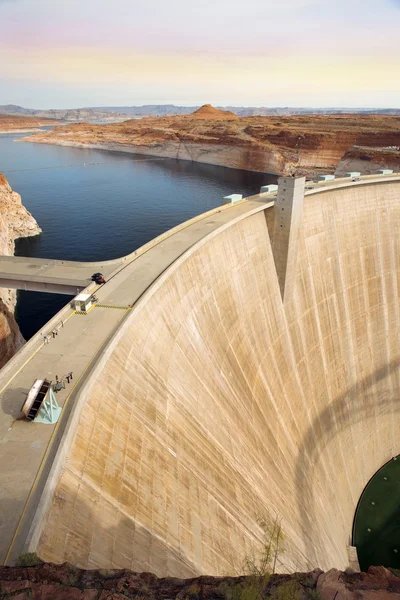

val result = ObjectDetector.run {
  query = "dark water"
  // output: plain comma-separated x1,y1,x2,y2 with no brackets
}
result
0,131,277,339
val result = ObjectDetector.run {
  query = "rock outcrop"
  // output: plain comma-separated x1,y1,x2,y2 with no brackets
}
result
336,145,400,176
0,114,59,133
191,104,238,120
22,108,400,176
1,563,400,599
0,174,41,367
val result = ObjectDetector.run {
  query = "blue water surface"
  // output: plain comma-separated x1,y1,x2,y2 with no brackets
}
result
0,131,277,338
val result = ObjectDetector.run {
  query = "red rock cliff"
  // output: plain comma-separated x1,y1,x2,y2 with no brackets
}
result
22,109,400,176
0,174,41,367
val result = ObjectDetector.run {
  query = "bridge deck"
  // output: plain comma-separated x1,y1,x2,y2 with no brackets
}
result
0,257,120,294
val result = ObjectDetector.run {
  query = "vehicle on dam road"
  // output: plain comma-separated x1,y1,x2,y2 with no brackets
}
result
91,272,106,284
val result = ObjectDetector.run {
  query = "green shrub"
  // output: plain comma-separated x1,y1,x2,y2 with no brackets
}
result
390,567,400,578
65,573,80,587
275,580,300,599
241,514,285,577
185,582,201,598
99,568,116,578
306,590,323,600
220,576,269,600
15,552,43,567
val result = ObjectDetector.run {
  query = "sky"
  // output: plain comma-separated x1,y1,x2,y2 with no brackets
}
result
0,0,399,109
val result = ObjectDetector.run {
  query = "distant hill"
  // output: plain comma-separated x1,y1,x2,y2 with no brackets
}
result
90,105,400,117
1,104,399,121
89,105,198,117
0,105,128,122
191,104,238,119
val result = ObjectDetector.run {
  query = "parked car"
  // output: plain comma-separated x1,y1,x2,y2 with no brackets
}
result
92,272,106,284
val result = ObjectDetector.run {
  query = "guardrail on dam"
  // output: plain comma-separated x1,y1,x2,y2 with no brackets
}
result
1,173,400,576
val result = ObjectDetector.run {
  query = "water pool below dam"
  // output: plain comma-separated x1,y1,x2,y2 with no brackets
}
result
2,174,400,575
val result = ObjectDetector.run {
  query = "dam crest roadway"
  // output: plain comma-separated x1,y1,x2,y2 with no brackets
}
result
0,171,400,575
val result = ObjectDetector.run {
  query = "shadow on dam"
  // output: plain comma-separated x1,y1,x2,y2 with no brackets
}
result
296,357,400,567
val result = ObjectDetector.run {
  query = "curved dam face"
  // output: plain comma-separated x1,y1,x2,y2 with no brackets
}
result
29,179,400,576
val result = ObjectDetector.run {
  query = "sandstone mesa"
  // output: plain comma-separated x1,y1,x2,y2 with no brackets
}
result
22,105,400,176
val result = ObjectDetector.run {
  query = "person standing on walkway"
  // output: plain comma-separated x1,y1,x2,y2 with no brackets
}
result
66,374,70,384
69,371,73,381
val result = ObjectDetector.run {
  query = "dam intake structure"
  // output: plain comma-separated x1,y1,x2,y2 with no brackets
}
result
0,173,400,575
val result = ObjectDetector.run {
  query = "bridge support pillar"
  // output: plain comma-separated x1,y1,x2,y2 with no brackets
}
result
272,176,305,303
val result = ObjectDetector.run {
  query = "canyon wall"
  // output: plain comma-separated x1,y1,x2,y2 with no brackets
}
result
0,174,41,367
337,147,400,176
22,110,400,176
29,180,400,577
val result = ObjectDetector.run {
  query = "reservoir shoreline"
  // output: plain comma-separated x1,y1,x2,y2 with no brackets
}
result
1,131,273,340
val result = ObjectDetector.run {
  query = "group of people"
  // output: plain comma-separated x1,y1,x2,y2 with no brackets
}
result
42,321,64,345
53,372,74,392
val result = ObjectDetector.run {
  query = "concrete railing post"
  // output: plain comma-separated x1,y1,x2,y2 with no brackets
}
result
222,194,243,205
272,176,305,303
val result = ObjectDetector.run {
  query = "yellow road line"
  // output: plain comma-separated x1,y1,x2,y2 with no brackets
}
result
95,304,132,310
2,308,130,565
0,311,75,397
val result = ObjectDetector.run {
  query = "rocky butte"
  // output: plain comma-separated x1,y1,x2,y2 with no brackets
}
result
22,104,400,176
0,174,41,366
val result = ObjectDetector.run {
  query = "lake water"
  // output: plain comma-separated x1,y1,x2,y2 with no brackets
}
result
0,131,277,339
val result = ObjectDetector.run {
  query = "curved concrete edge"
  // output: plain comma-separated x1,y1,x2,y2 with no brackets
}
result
2,174,398,296
5,196,274,563
4,172,400,567
304,173,400,196
10,172,399,272
0,190,274,391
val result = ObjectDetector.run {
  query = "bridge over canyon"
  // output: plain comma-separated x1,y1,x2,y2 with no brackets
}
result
0,173,399,575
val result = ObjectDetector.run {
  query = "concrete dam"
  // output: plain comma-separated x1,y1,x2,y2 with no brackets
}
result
1,174,400,575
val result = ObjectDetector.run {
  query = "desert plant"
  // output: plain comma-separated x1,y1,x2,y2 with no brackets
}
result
390,567,400,578
220,576,269,600
15,552,43,567
65,573,80,587
242,514,285,577
185,582,201,598
306,590,322,600
275,580,300,599
99,568,116,578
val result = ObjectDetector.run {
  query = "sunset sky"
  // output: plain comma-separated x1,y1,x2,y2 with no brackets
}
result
1,0,399,108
